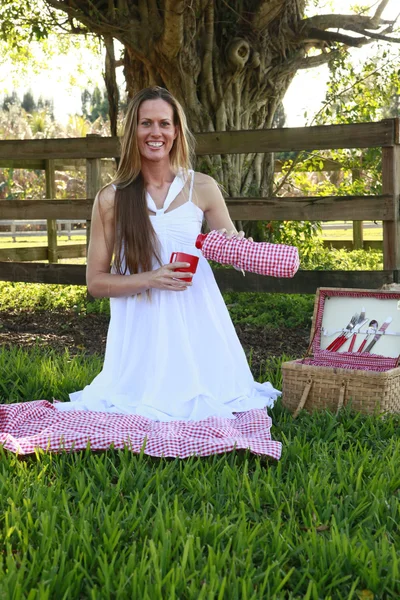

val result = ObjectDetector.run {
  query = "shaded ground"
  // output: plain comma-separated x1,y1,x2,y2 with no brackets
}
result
0,310,310,375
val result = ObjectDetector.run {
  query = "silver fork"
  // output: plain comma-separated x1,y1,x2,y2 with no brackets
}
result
348,308,366,351
326,312,359,351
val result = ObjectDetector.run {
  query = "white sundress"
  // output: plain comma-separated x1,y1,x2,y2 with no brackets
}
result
55,170,280,421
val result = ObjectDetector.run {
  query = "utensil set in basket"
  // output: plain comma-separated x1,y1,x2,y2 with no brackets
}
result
323,309,393,353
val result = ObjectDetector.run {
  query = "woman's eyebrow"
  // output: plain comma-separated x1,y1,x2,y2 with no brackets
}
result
140,117,172,121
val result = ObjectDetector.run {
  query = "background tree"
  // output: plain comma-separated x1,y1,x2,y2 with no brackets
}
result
81,86,109,122
1,1,399,208
21,90,36,114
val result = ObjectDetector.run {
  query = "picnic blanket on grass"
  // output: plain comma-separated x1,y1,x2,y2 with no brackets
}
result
0,401,282,459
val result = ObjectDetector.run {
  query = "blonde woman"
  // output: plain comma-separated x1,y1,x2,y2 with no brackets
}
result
56,87,280,427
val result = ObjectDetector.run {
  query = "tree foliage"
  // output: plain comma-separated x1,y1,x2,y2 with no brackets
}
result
271,42,400,250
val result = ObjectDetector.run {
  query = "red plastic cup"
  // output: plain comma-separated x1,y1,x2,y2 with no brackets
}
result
169,252,199,282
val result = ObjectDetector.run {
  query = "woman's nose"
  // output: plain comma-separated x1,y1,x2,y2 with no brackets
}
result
150,124,161,136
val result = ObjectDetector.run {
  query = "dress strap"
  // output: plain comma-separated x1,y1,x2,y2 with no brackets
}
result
188,170,195,203
111,183,117,190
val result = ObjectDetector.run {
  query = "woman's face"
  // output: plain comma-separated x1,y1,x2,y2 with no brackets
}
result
137,99,178,163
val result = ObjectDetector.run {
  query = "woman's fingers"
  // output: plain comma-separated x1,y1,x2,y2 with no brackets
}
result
165,261,190,270
218,228,246,239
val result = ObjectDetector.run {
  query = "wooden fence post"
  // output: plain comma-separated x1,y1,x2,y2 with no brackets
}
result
86,134,102,299
382,121,400,274
351,168,363,250
45,159,58,263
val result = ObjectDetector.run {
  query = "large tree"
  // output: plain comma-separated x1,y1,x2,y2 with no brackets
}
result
2,0,399,198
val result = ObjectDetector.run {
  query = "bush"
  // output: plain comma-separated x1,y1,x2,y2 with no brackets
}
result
300,246,383,271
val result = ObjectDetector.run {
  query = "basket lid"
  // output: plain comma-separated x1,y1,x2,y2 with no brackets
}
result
307,287,400,368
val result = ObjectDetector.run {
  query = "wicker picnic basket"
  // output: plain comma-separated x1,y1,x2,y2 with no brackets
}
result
281,288,400,416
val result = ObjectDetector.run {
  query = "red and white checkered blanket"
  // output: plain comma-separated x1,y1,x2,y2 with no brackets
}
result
0,401,282,459
199,231,300,278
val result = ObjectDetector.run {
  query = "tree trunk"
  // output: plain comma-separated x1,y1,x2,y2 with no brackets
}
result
119,2,301,204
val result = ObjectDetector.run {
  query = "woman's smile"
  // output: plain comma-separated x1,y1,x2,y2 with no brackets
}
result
146,141,164,149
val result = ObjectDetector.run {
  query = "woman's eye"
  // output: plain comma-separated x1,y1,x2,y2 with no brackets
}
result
141,121,150,126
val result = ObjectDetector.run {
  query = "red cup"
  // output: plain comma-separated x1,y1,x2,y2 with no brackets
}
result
169,252,199,282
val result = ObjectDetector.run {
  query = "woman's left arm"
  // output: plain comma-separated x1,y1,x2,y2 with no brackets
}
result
201,175,253,241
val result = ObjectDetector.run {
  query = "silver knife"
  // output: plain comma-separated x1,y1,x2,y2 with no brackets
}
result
363,317,392,353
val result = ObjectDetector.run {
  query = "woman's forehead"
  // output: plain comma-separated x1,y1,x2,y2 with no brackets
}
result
138,99,174,120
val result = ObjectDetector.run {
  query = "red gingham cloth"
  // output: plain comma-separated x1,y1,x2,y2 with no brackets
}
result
199,231,299,278
0,401,282,459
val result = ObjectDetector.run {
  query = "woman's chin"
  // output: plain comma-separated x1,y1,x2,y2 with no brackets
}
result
141,152,170,163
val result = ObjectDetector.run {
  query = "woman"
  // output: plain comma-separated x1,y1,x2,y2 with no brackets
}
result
55,86,280,424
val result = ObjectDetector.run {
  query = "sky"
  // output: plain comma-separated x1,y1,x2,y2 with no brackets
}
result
283,0,400,125
1,0,399,127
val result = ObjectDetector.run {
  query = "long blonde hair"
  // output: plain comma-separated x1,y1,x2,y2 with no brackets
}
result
110,87,195,279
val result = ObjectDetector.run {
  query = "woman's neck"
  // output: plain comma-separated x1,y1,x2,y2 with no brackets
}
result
141,160,176,188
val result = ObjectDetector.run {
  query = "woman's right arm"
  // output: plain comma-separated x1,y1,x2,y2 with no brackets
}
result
86,185,192,298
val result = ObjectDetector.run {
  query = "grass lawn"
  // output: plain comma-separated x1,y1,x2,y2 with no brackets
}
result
0,236,87,265
0,235,87,248
0,348,400,600
321,223,383,242
0,265,397,598
0,344,399,599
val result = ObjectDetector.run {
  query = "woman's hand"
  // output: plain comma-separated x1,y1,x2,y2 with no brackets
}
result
148,262,192,291
217,228,253,242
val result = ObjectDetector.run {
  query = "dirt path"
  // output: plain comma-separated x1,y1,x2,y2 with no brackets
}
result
0,310,310,375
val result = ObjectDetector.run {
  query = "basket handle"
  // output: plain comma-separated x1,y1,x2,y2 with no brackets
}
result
293,378,347,418
293,378,313,418
336,380,346,415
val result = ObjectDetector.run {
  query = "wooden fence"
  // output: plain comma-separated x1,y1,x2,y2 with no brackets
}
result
0,119,399,294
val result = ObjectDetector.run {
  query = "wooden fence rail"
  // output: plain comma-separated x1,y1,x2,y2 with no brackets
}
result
0,119,399,294
0,194,392,222
0,120,396,160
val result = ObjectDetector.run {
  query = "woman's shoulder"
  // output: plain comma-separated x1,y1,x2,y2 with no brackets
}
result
192,171,219,189
97,183,116,209
94,184,116,223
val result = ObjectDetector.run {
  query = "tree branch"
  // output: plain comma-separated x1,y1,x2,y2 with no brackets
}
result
299,7,400,49
161,0,184,59
301,27,368,47
346,26,400,43
371,0,391,25
104,35,119,138
45,0,143,51
202,1,216,108
302,14,392,32
294,49,343,70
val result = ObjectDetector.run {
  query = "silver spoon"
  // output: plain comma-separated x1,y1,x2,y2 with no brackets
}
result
356,319,378,353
